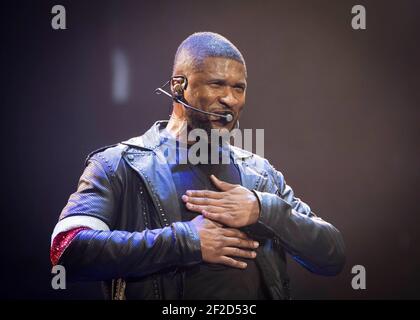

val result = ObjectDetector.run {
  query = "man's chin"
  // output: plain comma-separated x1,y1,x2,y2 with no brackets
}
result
187,115,233,135
210,120,233,132
187,119,212,134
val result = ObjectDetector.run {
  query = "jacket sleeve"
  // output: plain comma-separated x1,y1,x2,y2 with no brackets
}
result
247,161,346,276
59,223,202,281
51,156,202,281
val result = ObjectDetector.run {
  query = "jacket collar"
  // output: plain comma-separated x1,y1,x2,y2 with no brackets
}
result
121,121,164,151
121,120,254,162
121,121,267,226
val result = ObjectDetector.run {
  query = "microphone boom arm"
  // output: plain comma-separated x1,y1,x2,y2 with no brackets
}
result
154,87,233,123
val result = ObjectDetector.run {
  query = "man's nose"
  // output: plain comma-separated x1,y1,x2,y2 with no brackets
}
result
219,87,238,108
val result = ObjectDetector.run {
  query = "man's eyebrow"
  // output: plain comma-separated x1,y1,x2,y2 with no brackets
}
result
207,78,226,84
207,78,247,87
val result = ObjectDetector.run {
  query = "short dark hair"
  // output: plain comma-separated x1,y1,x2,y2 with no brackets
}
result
173,32,246,75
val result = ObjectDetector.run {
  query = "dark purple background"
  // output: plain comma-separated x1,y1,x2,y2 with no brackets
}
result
2,0,419,299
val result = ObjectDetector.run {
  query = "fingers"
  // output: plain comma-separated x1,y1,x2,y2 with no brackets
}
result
222,247,257,259
184,202,224,214
202,211,228,224
222,228,250,240
199,223,259,269
185,189,224,199
223,235,259,249
218,256,248,269
182,195,222,206
210,175,236,192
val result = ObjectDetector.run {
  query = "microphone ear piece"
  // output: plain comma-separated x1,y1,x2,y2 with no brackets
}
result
171,75,188,100
173,83,184,99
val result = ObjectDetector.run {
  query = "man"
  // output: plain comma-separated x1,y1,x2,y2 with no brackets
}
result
50,32,345,300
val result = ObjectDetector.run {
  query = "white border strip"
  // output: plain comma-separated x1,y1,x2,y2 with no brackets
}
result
51,215,110,246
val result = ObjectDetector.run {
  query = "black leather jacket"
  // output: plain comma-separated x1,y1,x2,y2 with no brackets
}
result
52,121,345,299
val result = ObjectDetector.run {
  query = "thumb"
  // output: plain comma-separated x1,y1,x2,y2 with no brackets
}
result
210,175,235,191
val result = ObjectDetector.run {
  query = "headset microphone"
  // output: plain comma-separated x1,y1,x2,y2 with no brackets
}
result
154,76,234,123
172,83,185,100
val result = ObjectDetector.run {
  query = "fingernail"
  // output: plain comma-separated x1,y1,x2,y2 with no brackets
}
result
252,252,257,258
241,262,247,268
253,242,259,248
186,190,192,196
182,195,188,201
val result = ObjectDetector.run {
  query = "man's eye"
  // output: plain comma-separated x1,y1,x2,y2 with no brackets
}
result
209,83,222,88
235,86,245,93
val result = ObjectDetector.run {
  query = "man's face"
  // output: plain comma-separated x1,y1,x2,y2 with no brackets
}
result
181,57,247,133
